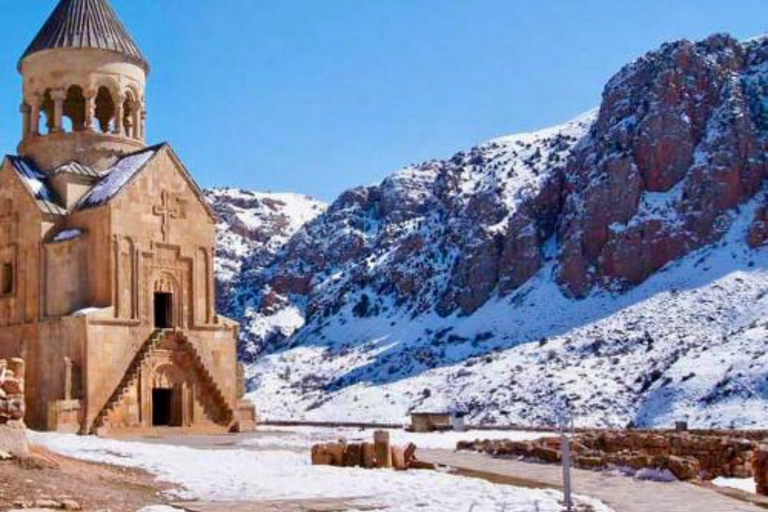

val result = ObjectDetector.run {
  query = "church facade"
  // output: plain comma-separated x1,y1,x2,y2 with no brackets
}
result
0,0,256,434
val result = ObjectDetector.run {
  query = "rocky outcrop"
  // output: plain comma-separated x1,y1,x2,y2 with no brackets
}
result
204,188,326,312
558,34,768,296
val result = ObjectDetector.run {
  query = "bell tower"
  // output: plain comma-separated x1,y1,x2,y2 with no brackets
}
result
17,0,149,172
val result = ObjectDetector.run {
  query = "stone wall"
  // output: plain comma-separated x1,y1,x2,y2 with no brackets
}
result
458,431,761,482
0,358,29,457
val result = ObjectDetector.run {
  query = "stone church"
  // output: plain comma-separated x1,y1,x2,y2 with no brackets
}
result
0,0,256,434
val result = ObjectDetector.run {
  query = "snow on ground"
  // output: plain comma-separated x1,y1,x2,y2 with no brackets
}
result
31,431,613,512
712,477,757,494
238,426,555,451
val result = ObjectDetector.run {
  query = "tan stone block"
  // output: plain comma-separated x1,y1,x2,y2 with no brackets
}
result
391,446,407,470
344,443,363,467
311,444,334,466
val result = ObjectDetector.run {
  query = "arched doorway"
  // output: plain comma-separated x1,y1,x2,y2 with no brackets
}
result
153,274,177,329
151,363,185,427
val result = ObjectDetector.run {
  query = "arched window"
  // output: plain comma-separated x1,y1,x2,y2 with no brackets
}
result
95,87,115,133
63,85,86,132
41,90,54,135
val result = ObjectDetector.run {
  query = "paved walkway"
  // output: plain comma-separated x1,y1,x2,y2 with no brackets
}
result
173,499,380,512
421,449,764,512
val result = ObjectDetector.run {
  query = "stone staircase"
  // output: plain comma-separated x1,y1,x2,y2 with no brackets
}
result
176,331,235,426
90,329,235,434
90,329,165,433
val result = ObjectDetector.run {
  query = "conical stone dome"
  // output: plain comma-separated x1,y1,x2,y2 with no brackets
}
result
21,0,147,71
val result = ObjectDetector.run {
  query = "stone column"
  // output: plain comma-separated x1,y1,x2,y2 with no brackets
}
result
374,430,392,468
63,357,73,401
114,94,125,136
29,96,41,136
51,89,66,133
132,106,141,140
19,104,30,140
84,89,97,132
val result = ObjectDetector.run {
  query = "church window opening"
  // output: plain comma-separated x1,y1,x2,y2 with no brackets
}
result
63,85,86,132
95,87,115,133
1,263,13,295
41,90,54,135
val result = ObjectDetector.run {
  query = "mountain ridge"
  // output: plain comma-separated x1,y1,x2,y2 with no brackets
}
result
211,33,768,428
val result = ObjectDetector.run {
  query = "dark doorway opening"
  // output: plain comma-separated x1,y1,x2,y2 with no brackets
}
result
152,389,173,426
154,292,172,328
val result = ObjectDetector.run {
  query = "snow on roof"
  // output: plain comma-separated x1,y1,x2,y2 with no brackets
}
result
77,145,161,209
8,156,53,201
7,156,68,216
51,228,83,243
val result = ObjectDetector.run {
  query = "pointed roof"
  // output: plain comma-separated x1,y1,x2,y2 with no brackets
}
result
20,0,148,71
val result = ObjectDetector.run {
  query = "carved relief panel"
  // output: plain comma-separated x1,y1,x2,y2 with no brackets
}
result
142,244,192,329
114,236,138,320
0,199,19,324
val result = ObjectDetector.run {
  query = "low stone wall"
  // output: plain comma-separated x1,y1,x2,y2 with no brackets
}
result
458,431,760,482
0,358,29,457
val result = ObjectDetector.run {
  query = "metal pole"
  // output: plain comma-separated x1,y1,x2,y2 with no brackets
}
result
562,431,573,512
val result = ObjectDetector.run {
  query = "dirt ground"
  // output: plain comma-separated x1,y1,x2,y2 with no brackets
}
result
0,446,171,512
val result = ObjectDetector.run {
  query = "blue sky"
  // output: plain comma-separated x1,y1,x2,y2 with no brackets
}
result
1,1,766,201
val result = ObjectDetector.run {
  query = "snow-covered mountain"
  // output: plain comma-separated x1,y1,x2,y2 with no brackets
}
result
216,34,768,428
204,188,326,311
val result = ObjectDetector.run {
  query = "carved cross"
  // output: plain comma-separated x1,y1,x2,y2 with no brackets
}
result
153,191,181,242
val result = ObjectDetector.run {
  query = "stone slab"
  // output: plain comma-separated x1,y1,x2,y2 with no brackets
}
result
0,421,29,456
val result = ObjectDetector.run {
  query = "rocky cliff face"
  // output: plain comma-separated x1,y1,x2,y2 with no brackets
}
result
558,35,768,296
204,188,326,313
220,34,768,428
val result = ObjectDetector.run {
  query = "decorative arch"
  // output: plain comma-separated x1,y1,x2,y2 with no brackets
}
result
149,362,187,427
154,271,178,294
151,362,186,390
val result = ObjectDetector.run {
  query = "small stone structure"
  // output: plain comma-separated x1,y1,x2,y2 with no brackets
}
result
410,412,455,433
311,430,434,471
458,431,761,484
0,358,29,457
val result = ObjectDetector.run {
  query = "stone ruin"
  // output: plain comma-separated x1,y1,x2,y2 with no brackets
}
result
0,358,29,458
311,430,435,471
458,430,768,495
